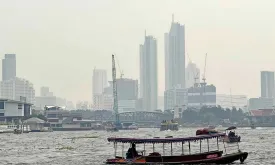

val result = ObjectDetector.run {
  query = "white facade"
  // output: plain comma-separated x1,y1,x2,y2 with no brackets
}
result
165,17,185,90
118,100,136,113
216,94,247,110
140,35,158,111
0,99,32,117
92,69,107,95
164,88,188,111
185,62,200,89
0,77,35,104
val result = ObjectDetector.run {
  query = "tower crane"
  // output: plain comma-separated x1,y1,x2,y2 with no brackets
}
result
112,54,120,128
201,53,207,87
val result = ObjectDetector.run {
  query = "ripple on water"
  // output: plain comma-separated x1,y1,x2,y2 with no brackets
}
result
0,128,274,164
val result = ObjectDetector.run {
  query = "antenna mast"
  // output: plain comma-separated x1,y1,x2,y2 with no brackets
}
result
112,54,120,126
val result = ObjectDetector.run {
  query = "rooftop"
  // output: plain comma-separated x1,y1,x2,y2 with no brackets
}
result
0,98,33,105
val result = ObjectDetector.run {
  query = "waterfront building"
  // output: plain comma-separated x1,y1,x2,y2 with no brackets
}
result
0,98,32,123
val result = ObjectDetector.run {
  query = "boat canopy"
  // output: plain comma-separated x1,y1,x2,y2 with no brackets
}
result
225,126,237,130
107,133,225,144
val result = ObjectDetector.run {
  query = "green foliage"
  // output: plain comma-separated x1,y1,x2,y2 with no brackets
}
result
182,106,245,124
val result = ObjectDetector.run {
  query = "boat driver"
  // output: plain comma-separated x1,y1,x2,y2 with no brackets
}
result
126,143,139,159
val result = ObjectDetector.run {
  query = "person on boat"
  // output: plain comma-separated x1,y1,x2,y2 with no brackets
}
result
228,131,233,137
126,143,139,159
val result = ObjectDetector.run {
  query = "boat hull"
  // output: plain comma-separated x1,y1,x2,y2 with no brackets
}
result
52,127,92,131
105,151,248,164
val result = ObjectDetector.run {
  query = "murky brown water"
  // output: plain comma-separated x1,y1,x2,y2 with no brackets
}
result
0,127,272,164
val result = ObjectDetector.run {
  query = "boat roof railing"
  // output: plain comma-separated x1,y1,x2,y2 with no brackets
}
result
107,133,225,144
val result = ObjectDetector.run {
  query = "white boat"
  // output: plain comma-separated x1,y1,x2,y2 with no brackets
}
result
0,125,31,133
128,123,139,130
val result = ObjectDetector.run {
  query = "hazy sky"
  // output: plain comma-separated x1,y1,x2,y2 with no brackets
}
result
1,0,275,103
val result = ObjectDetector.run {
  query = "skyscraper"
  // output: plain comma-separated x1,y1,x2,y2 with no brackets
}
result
164,16,185,90
261,71,275,98
2,54,16,81
92,69,107,108
140,35,158,111
185,62,200,88
92,69,107,95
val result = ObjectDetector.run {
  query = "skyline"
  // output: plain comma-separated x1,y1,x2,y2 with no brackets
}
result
1,0,275,102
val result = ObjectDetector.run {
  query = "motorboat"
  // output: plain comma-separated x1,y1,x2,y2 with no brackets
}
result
220,126,241,143
160,120,178,131
105,133,248,164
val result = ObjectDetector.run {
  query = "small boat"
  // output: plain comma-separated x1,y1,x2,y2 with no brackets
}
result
105,133,248,164
220,126,241,143
106,125,119,132
196,128,220,135
160,120,178,131
128,123,138,130
0,124,30,134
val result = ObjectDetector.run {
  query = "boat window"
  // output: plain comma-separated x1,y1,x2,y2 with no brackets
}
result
0,113,4,116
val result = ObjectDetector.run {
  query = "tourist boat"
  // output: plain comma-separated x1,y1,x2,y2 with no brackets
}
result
160,120,178,131
220,126,241,143
105,133,248,164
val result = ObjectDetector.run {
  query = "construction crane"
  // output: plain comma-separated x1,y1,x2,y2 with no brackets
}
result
187,53,199,88
112,54,120,128
114,55,124,79
201,53,207,87
201,53,208,107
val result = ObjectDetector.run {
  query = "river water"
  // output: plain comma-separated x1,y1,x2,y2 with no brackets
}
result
0,127,272,165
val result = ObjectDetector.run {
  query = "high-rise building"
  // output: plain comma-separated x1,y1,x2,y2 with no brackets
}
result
92,69,107,105
140,35,158,111
165,16,185,90
92,69,107,95
261,71,275,98
1,77,35,104
185,62,200,88
40,86,50,96
187,84,216,109
164,88,188,111
102,78,139,112
2,54,16,81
